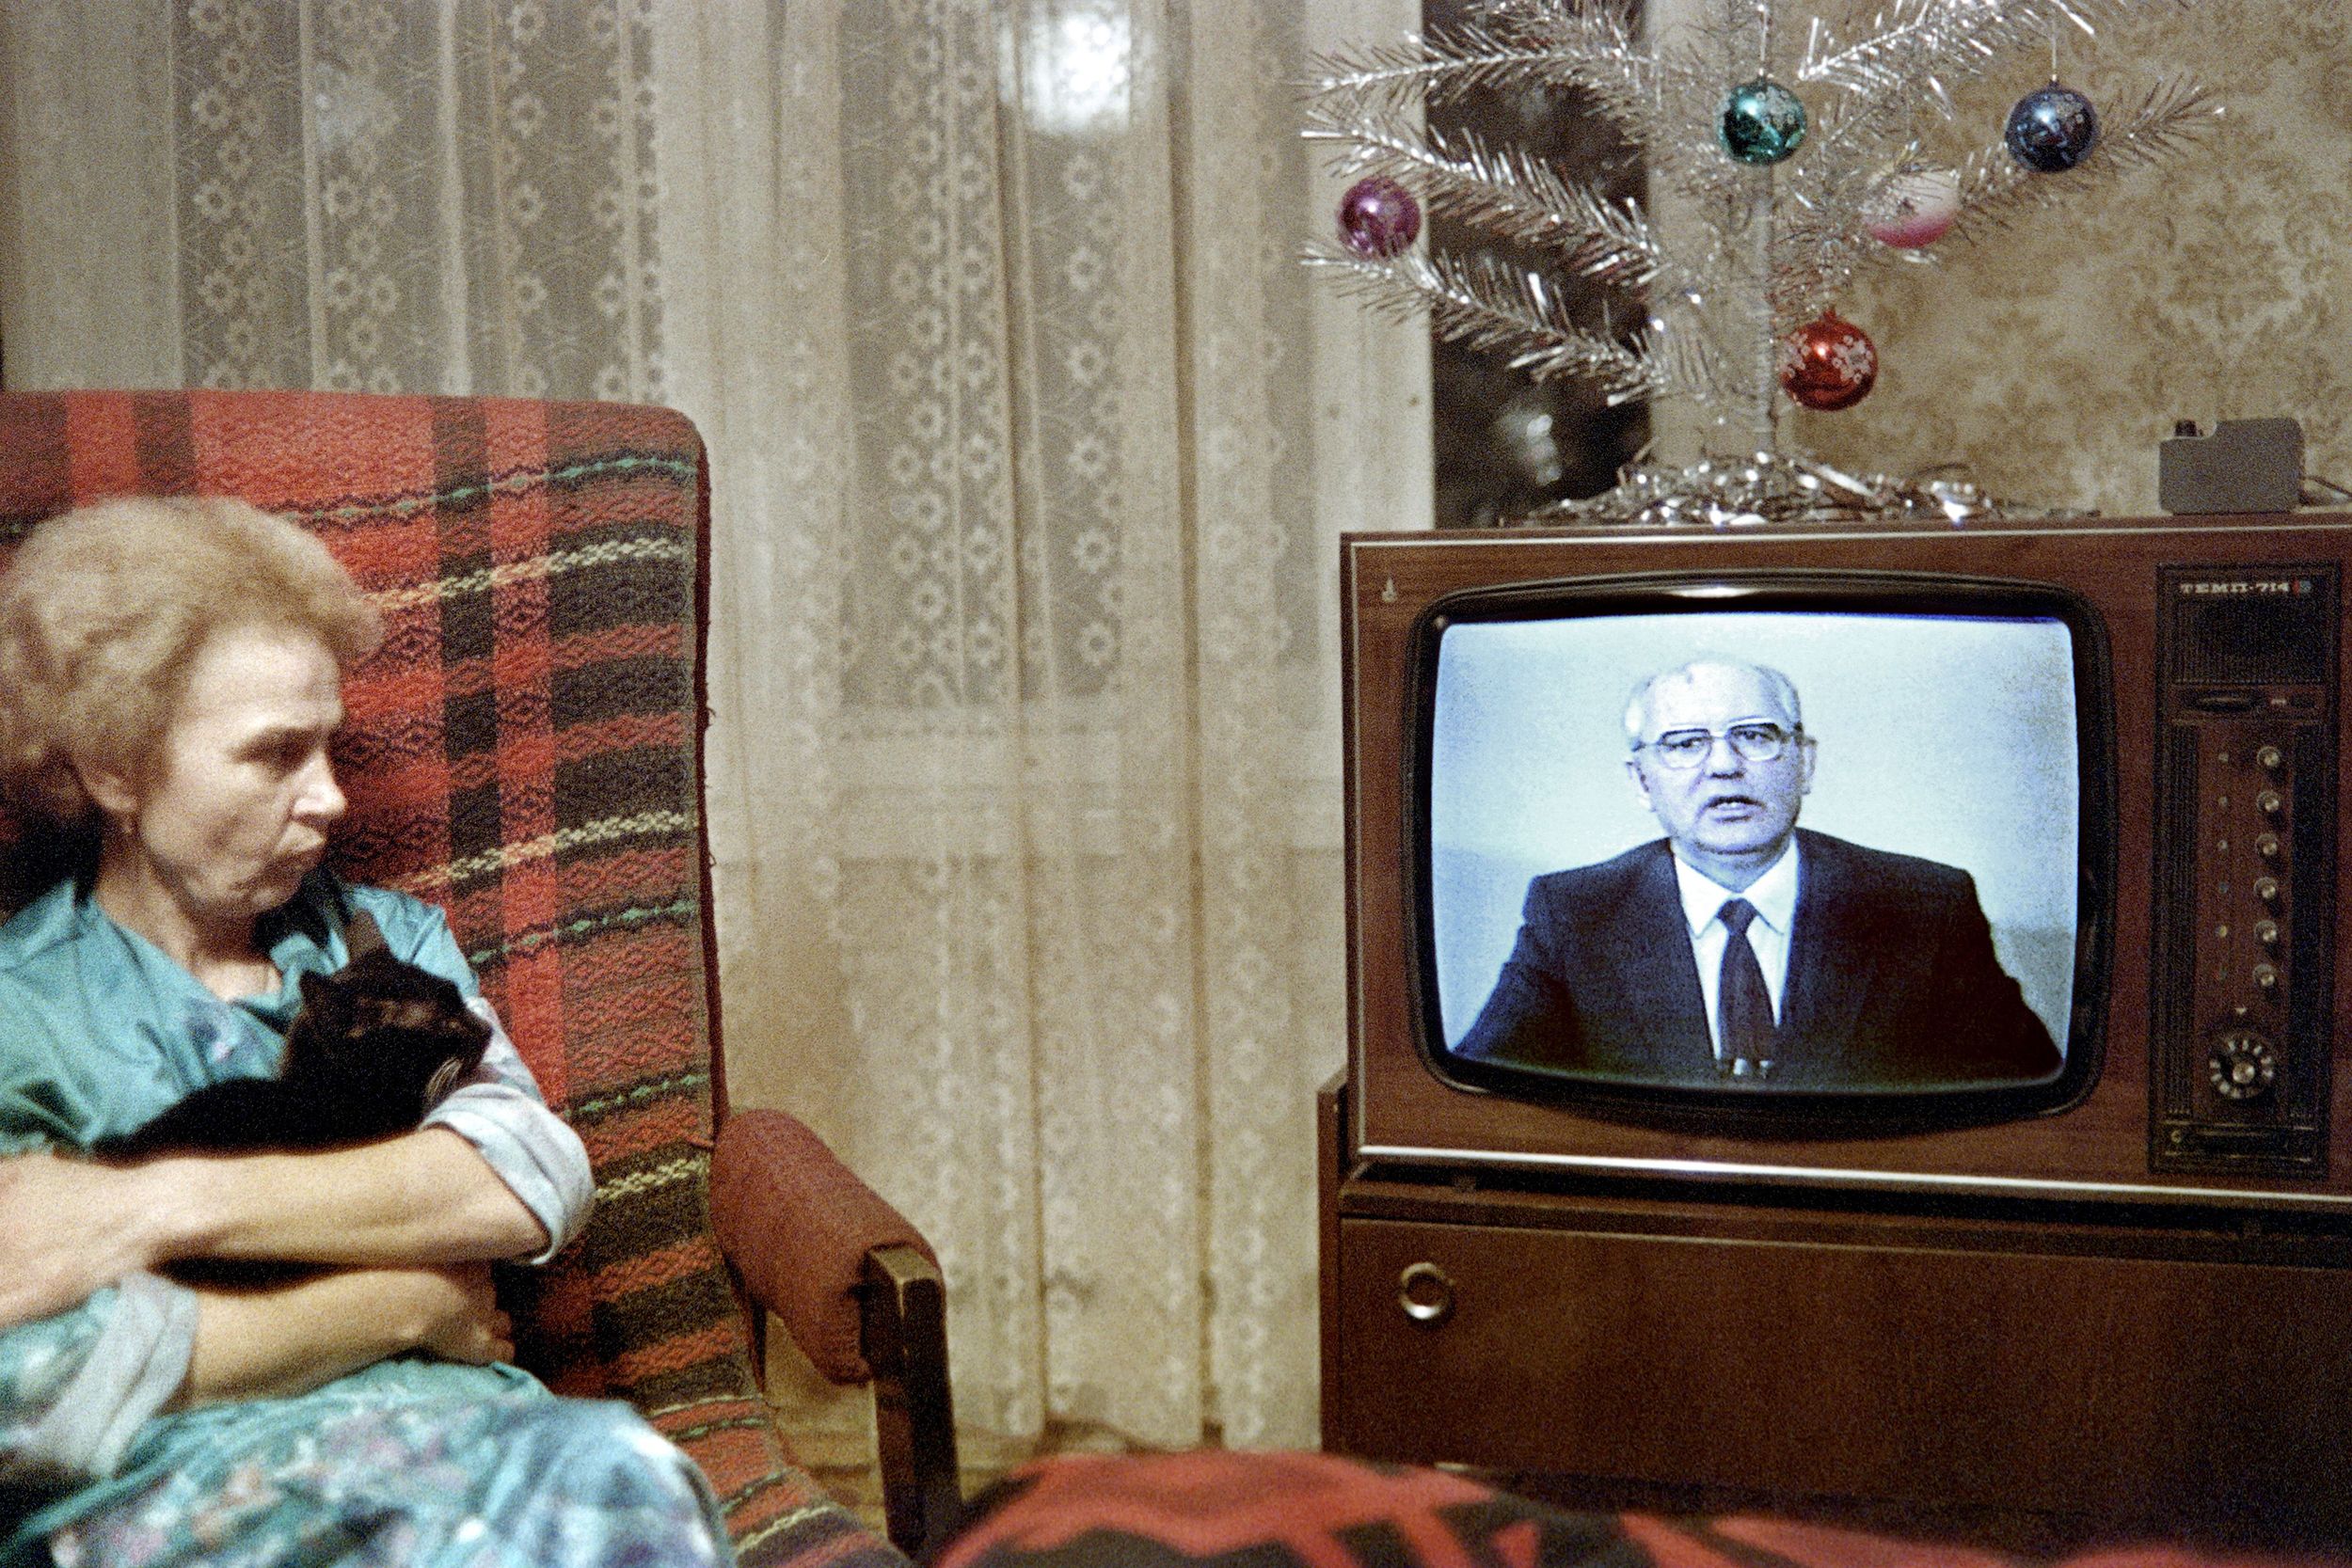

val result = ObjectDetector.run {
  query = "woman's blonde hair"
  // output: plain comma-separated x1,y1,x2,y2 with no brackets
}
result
0,496,382,829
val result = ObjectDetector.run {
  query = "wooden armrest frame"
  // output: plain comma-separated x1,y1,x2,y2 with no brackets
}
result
862,1243,963,1555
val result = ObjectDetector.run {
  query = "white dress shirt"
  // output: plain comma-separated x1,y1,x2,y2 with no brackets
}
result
1673,840,1801,1064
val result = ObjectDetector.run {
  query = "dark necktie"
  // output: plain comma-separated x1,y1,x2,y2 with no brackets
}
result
1717,897,1773,1079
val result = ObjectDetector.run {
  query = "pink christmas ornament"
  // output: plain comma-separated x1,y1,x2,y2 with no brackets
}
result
1862,166,1961,249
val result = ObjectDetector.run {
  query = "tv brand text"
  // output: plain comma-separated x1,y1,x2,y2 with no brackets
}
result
2178,578,2312,596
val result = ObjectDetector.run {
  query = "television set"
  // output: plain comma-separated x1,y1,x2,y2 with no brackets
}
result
1341,511,2352,1212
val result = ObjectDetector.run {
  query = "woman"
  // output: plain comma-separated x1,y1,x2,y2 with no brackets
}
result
0,498,736,1566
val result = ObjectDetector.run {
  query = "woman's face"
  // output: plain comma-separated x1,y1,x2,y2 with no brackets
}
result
103,623,347,929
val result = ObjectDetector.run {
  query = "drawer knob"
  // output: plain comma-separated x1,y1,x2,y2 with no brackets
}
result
1397,1260,1455,1325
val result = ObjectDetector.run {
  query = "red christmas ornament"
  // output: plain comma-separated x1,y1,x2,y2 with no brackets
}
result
1778,311,1878,411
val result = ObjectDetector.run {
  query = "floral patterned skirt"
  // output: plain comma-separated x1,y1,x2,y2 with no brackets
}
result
41,1386,733,1568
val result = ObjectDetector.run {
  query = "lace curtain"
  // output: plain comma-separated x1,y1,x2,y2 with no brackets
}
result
0,0,1425,1449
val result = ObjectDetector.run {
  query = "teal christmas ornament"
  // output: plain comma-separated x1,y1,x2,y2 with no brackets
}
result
2004,82,2100,172
1718,77,1808,165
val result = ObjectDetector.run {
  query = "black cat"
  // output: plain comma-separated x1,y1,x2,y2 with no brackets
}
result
94,910,493,1161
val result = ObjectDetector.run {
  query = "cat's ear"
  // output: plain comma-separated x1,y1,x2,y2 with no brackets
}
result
296,968,345,1018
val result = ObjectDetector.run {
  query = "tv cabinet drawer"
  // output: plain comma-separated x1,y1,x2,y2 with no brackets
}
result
1329,1209,2352,1527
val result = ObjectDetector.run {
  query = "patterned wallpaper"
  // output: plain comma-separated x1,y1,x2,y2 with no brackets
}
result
1789,2,2352,518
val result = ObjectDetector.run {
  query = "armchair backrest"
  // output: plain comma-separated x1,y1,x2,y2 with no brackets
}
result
0,390,856,1565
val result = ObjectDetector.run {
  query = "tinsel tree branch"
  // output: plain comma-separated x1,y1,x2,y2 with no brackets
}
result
1305,9,1646,119
1765,209,1884,331
1947,76,2222,242
1304,104,1670,291
1305,4,1720,178
1800,0,2111,106
1464,0,1651,128
1755,109,1933,325
1768,0,2119,200
1781,0,2194,215
1641,0,1787,202
1761,78,2219,328
1304,242,1724,405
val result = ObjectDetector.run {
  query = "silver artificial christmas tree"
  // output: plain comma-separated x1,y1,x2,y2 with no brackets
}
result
1308,0,2220,524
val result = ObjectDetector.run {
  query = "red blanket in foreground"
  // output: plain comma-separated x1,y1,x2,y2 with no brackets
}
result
930,1451,2346,1568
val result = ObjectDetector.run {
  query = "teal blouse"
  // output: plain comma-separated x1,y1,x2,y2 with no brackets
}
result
0,871,596,1560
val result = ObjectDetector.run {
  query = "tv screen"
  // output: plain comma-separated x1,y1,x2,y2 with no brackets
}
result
1414,573,2109,1121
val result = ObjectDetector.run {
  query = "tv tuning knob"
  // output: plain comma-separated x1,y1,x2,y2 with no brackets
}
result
2256,788,2285,820
2254,918,2280,949
2253,961,2281,998
2254,875,2282,908
2256,744,2285,774
2255,832,2283,863
2209,1030,2279,1101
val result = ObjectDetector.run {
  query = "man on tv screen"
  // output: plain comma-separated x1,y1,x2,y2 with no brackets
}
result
1454,657,2061,1090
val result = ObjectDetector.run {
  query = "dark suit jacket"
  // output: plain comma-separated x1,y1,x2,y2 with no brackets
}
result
1454,829,2061,1089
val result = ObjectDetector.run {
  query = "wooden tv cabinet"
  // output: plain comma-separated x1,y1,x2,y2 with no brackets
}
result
1318,1077,2352,1543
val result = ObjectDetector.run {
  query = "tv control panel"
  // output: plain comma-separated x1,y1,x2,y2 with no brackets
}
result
2152,564,2340,1174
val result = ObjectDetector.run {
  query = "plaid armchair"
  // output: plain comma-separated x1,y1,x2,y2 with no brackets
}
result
0,390,961,1565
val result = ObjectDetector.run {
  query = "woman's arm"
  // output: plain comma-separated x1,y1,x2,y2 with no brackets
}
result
0,1276,194,1492
164,1127,548,1267
0,1261,510,1491
176,1261,511,1407
0,1131,543,1332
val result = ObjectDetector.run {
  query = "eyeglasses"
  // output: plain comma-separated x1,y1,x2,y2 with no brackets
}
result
1632,721,1799,770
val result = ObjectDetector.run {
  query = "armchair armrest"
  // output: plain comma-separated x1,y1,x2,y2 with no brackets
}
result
709,1108,963,1555
709,1106,931,1379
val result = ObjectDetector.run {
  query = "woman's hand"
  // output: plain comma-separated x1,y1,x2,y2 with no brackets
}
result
0,1152,168,1329
408,1262,514,1366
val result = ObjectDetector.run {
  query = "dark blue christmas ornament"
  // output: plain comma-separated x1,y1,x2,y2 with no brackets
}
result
2004,82,2100,172
1717,77,1808,166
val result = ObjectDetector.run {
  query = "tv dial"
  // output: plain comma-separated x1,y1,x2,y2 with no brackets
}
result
2208,1030,2279,1101
2253,961,2281,998
2256,788,2285,819
2256,743,2285,774
2253,875,2281,908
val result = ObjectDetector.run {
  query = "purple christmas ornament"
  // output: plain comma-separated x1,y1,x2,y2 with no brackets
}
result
1338,176,1421,258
